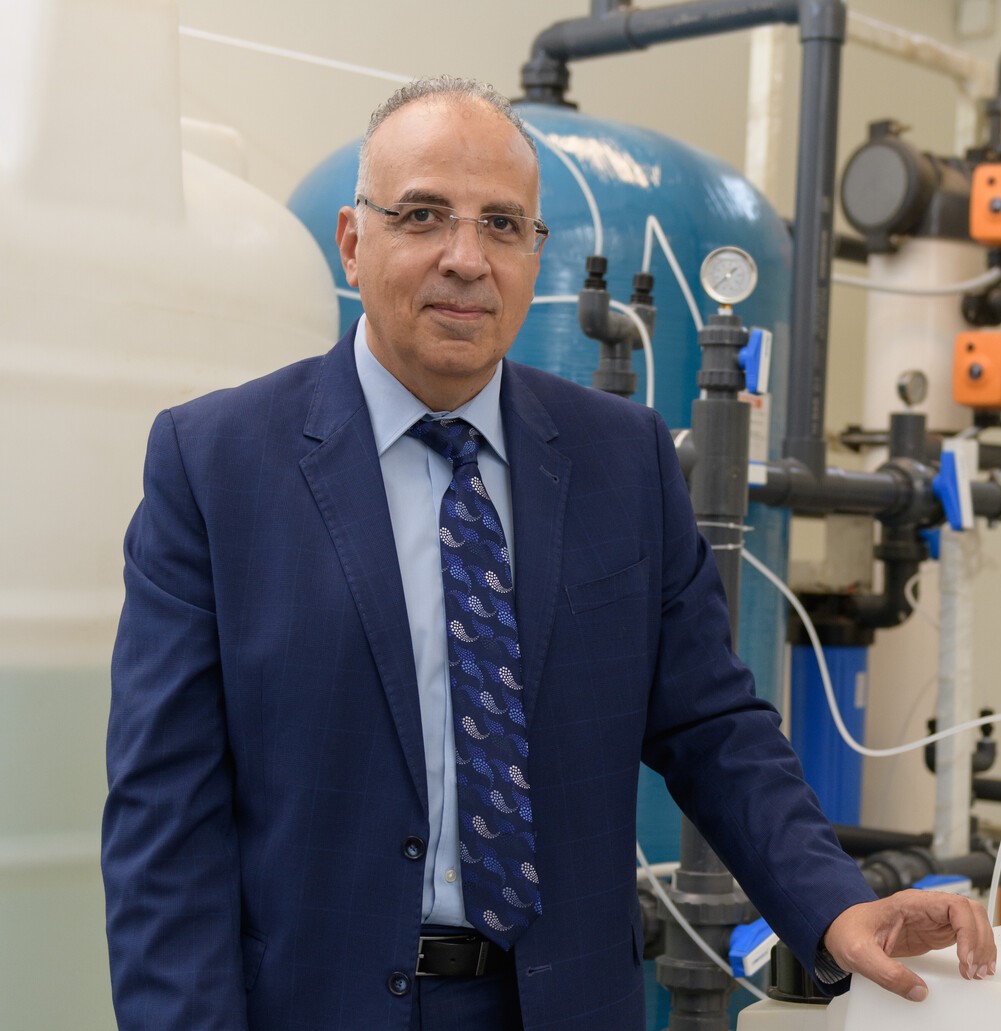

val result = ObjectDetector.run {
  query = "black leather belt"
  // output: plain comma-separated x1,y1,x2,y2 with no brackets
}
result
415,933,511,977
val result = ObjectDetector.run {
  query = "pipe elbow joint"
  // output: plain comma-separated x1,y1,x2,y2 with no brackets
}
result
798,0,847,42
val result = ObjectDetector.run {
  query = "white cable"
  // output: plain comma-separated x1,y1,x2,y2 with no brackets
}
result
336,287,360,302
531,295,655,410
903,569,938,631
636,842,769,1002
636,860,680,882
609,299,655,409
177,34,610,282
178,26,413,83
642,215,704,332
741,547,1001,757
521,119,604,257
832,267,1001,297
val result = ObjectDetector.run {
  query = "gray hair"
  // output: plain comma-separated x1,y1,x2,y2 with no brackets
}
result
353,75,539,220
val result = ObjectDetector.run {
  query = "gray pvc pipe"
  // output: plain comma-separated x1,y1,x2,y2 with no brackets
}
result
528,0,800,60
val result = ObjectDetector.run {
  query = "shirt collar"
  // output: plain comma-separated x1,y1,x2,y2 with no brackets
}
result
354,314,508,464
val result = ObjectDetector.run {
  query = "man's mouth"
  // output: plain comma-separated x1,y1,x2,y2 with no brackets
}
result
427,303,490,320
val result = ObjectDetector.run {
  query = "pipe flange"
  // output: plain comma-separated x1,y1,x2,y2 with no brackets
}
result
876,458,938,526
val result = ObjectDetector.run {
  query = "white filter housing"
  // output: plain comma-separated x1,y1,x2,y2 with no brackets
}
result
0,2,338,1027
0,0,339,666
828,925,1001,1031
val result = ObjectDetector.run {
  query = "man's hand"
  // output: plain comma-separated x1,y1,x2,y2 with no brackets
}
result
824,890,997,1001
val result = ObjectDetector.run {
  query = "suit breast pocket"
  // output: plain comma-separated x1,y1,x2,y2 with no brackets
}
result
564,557,650,615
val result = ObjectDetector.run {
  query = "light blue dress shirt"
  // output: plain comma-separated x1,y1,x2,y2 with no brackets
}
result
353,316,515,927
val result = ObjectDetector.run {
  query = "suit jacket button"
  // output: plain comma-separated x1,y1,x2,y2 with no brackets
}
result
388,971,411,996
402,836,426,860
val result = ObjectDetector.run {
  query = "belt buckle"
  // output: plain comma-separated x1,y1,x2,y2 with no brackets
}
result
416,934,449,977
415,934,490,977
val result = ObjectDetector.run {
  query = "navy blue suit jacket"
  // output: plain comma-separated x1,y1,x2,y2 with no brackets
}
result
103,321,873,1030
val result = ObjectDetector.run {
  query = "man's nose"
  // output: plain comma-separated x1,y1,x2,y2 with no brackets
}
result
438,218,491,279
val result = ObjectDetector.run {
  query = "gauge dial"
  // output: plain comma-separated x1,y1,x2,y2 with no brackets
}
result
700,246,758,305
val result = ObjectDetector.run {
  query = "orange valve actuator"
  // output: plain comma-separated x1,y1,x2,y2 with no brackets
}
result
953,330,1001,408
969,163,1001,244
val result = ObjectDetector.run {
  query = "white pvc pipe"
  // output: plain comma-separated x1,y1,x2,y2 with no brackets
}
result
743,25,786,197
933,527,977,859
742,13,994,203
846,11,993,99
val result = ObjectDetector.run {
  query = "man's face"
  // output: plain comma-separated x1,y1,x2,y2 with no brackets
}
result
337,98,543,411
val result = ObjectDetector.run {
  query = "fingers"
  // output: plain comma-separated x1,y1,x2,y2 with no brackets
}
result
906,891,997,979
955,897,997,979
823,892,998,1002
848,944,930,1002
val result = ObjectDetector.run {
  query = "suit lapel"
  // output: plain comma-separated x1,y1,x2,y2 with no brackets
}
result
501,363,571,729
298,326,428,809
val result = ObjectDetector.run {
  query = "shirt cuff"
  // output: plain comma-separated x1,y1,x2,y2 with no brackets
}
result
814,944,850,985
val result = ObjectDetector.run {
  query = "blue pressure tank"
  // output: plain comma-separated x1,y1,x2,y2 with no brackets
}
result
288,103,793,1028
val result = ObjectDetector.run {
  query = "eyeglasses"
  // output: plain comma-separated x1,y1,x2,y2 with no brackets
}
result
356,196,549,255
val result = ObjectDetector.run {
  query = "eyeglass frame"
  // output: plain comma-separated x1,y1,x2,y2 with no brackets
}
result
355,195,550,255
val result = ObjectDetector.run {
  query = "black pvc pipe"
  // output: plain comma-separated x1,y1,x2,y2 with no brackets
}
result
973,777,1001,802
783,6,846,478
859,846,999,896
527,0,799,62
673,443,1001,523
833,824,933,857
749,460,910,515
849,529,922,630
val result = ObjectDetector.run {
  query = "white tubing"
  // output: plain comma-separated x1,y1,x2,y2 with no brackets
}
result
642,215,704,333
846,12,993,98
521,119,604,258
743,26,786,197
636,860,680,881
903,569,938,631
178,26,413,83
832,267,1001,296
609,298,655,409
741,547,1001,758
530,294,655,410
934,527,977,858
636,842,769,1002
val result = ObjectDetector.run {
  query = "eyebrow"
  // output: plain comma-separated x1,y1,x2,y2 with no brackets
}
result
395,187,529,218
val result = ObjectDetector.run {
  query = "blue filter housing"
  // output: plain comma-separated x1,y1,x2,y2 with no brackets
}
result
288,103,793,1029
789,644,866,825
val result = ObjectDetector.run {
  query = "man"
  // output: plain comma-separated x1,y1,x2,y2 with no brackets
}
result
103,76,996,1031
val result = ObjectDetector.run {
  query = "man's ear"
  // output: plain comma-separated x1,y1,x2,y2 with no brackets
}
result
336,206,360,288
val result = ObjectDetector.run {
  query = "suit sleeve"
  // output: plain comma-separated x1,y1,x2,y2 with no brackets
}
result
102,409,248,1030
640,412,874,992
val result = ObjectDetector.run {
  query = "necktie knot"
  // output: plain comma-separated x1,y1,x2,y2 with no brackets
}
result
408,418,481,469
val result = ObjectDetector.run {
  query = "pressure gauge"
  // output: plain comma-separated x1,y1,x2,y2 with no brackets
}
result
700,246,758,306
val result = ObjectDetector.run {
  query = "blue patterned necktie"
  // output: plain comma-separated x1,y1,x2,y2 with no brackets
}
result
408,417,541,949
